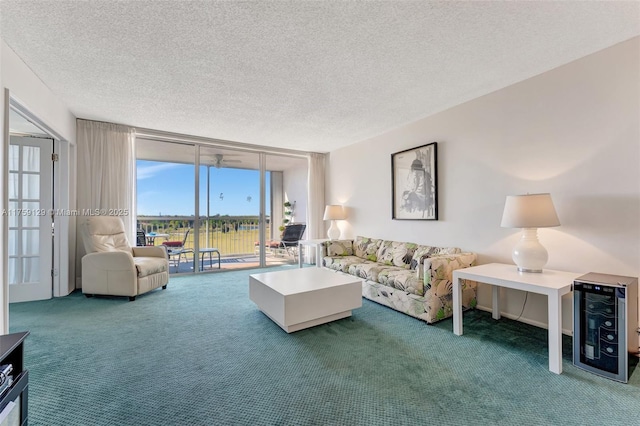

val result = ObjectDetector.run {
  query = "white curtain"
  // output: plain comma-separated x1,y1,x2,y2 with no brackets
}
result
76,120,135,278
306,153,326,240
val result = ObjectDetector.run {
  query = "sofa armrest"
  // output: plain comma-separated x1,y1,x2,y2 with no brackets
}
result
132,246,168,259
421,252,478,289
323,239,355,257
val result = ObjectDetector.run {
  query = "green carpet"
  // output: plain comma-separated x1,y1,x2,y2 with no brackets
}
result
9,266,640,425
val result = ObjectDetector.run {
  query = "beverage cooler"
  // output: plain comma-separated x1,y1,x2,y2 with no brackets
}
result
573,273,638,383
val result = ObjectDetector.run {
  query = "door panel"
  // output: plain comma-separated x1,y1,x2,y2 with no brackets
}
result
8,136,54,302
198,146,261,270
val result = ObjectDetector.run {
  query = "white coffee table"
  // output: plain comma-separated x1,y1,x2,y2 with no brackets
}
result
249,268,362,333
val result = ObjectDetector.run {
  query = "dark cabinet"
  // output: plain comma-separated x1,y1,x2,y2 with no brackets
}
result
0,332,29,425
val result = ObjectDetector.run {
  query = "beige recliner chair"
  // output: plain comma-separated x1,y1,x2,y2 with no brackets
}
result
80,216,169,301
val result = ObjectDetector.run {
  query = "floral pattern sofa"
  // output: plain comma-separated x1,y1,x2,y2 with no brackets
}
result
322,236,477,324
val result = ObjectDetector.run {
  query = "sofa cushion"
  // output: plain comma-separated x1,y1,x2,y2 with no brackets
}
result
325,240,354,256
348,260,388,282
376,241,418,269
323,256,367,273
134,257,168,278
377,266,425,296
353,236,382,261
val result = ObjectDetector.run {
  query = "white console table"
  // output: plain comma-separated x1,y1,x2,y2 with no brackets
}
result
452,263,582,374
298,239,329,268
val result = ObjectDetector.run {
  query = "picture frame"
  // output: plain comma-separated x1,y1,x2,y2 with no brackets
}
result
391,142,437,220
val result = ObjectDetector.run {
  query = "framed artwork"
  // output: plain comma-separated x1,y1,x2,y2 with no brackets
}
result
391,142,437,220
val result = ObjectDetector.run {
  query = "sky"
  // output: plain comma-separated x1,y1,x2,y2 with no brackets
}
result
136,160,271,217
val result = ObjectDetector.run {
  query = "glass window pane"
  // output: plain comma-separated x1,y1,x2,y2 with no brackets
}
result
9,145,19,171
22,229,39,256
9,173,18,199
197,147,260,270
22,258,39,283
8,230,18,256
22,201,40,227
136,139,195,274
8,258,18,285
8,201,18,228
22,174,40,199
22,146,40,172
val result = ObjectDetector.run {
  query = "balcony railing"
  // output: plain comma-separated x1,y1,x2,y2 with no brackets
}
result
137,218,273,256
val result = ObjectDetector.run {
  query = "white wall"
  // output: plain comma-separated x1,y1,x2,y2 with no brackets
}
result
327,37,640,333
0,39,77,332
283,160,309,228
1,42,76,139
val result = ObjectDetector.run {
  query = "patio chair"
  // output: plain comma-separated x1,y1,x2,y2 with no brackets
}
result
162,229,193,271
279,223,306,261
254,239,283,255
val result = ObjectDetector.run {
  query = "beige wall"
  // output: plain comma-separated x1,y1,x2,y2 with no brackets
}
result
327,37,640,333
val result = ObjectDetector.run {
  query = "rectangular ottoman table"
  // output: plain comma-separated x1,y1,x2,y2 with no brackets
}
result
249,268,362,333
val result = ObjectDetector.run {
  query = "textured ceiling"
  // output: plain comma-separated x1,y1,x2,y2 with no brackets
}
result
1,1,638,153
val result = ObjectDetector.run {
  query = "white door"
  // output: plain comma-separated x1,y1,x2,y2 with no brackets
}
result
8,136,54,302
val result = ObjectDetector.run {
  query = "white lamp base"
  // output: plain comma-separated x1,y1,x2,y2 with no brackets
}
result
327,220,341,240
512,228,548,273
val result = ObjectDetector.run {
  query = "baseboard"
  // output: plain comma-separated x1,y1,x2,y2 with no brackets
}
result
475,304,573,337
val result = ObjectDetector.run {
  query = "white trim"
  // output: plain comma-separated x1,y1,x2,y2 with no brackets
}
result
10,97,70,145
193,145,200,266
259,153,266,267
53,138,73,297
6,93,73,302
2,90,10,333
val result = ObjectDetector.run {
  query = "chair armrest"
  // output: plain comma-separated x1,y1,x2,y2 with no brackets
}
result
83,251,136,271
133,246,168,259
81,251,137,297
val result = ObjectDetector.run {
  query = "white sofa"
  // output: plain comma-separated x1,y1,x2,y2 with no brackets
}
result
322,236,477,323
80,216,169,301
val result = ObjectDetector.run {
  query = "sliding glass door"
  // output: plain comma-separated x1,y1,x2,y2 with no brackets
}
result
198,147,263,270
136,139,195,273
136,136,308,273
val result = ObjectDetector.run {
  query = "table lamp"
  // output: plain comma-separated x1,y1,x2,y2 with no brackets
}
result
323,205,346,240
500,193,560,273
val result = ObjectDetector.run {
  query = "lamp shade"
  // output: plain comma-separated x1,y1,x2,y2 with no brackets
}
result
323,205,346,221
501,193,560,228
